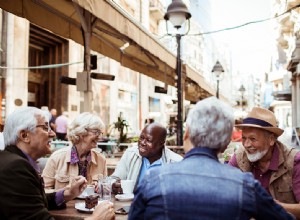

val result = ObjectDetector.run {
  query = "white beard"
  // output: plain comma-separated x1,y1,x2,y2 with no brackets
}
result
246,148,268,162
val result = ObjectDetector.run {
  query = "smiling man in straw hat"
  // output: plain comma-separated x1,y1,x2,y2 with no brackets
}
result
229,107,300,218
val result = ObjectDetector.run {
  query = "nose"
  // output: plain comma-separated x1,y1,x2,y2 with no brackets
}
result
139,138,147,145
49,129,56,137
243,138,251,148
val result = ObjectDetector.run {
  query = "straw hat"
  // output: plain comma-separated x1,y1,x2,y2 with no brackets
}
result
235,107,283,137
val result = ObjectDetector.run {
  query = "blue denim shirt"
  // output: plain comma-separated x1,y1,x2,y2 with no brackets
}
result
129,147,295,220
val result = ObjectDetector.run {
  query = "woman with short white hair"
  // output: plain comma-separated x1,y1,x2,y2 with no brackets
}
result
42,112,107,191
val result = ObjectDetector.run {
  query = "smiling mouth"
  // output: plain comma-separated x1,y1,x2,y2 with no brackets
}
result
246,148,257,154
47,140,52,148
139,146,146,153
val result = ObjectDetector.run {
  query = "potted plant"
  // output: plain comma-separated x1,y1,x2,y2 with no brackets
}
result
109,112,130,151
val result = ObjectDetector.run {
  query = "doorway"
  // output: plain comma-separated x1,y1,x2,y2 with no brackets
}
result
29,24,69,111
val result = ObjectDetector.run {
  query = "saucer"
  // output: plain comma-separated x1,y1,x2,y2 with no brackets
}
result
77,193,87,199
115,193,134,202
75,202,97,213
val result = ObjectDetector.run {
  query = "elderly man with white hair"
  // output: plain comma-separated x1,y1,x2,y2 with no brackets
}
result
0,107,114,220
128,97,294,220
229,107,300,218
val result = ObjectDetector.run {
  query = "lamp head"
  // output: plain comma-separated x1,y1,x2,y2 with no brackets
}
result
211,61,224,80
239,85,246,93
164,0,191,29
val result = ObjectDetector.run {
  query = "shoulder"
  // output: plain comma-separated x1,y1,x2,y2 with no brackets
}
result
91,149,106,160
50,146,70,159
123,145,140,156
164,147,183,162
294,151,300,165
0,152,36,178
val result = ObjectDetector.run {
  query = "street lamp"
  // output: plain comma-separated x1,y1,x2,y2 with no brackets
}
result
238,84,246,111
211,61,224,99
164,0,191,146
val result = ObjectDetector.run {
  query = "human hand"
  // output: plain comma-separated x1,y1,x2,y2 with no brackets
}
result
274,199,283,206
112,179,123,194
64,175,87,201
85,201,115,220
92,180,99,193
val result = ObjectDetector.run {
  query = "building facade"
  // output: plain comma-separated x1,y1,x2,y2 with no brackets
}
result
0,0,221,136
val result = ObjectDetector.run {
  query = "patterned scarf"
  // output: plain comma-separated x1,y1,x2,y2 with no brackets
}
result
70,146,91,177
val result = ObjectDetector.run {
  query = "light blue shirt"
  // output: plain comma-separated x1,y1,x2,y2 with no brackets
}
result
138,157,162,186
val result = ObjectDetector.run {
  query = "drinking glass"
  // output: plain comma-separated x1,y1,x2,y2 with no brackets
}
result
98,176,112,201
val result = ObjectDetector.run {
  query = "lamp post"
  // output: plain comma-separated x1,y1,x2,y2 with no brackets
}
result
238,84,246,111
164,0,191,146
211,61,224,99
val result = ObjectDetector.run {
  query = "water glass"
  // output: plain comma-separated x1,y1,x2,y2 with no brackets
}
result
98,176,112,201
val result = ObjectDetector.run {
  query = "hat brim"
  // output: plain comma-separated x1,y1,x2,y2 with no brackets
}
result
235,124,284,137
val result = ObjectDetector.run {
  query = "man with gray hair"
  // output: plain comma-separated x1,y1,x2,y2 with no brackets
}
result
128,97,294,220
0,107,114,219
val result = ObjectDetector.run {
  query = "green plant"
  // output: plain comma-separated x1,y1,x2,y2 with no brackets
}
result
110,112,130,149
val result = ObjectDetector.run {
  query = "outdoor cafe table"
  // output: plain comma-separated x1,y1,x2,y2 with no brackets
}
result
49,195,131,220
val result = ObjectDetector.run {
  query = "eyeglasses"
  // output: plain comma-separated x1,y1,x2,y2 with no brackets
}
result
36,124,51,132
85,128,103,137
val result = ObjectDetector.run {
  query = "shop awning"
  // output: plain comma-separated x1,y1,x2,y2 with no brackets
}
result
0,0,214,101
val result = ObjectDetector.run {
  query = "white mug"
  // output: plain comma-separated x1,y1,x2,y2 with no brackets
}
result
84,185,95,196
121,180,134,194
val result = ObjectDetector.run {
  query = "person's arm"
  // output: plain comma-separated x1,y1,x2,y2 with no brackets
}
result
254,181,295,220
275,201,300,219
110,149,130,180
1,159,54,219
63,175,87,202
276,152,300,219
110,151,129,194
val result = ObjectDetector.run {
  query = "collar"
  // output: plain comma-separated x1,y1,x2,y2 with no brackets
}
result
135,145,167,162
142,157,163,167
19,149,41,173
70,145,92,165
184,147,218,161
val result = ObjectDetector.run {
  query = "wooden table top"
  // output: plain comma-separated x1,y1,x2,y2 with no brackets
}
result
49,195,131,220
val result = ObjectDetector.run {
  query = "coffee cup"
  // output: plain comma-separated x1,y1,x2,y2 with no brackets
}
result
121,180,134,194
84,185,95,196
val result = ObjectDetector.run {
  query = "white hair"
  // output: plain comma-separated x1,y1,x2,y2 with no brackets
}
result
3,107,50,146
68,112,105,144
186,97,234,150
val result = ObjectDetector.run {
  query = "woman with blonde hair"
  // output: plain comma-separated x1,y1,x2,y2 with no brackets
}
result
42,112,107,191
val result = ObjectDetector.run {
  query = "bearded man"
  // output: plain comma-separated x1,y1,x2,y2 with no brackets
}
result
229,107,300,219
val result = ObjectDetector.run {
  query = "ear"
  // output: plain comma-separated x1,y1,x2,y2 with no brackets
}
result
19,130,30,143
183,126,190,141
183,126,194,153
269,134,276,146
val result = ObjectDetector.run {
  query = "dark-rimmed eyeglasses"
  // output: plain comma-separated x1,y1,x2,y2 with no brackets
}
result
36,124,51,132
